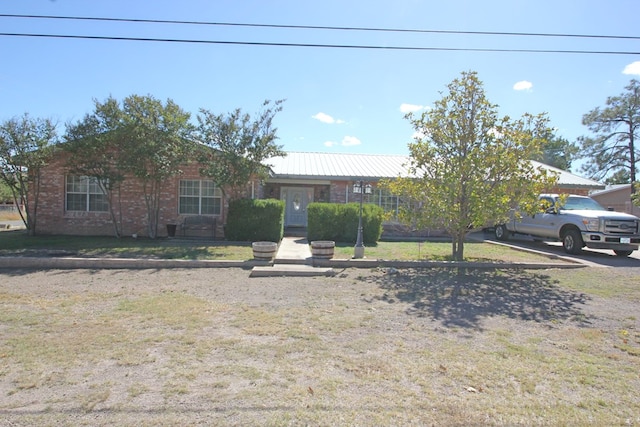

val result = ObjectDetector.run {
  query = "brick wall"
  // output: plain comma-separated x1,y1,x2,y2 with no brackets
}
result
29,151,604,238
29,153,227,238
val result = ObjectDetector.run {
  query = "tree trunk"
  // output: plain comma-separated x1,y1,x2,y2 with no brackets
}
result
451,233,465,261
145,179,162,239
102,183,123,238
26,171,41,237
629,123,636,194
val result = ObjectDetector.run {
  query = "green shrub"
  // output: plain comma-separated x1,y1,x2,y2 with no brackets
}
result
308,202,383,244
225,199,284,242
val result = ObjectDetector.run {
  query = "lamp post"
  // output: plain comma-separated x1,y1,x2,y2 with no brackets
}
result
353,180,372,259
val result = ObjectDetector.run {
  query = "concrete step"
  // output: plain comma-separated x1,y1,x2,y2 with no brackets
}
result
250,264,335,278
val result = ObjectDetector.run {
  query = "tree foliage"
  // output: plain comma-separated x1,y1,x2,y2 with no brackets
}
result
120,95,196,238
533,134,578,171
384,71,557,261
0,180,14,202
197,100,286,200
579,79,640,187
0,114,57,234
633,182,640,207
64,97,128,237
64,95,195,238
605,169,631,185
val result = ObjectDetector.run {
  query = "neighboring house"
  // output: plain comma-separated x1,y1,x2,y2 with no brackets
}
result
29,150,605,238
590,184,640,217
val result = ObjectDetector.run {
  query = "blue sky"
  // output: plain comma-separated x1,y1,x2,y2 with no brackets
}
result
1,0,639,170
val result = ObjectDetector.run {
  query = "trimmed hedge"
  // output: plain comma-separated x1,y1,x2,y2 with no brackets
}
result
307,202,383,244
225,198,285,242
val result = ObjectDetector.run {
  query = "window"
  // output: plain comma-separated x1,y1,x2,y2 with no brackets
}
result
373,188,401,216
350,185,405,219
179,180,222,215
66,175,109,212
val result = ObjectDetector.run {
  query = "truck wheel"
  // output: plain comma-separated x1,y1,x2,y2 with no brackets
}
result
495,224,511,241
614,250,633,257
562,229,583,254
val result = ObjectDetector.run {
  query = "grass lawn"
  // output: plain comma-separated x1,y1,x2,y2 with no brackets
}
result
0,228,555,263
332,239,556,263
0,230,255,260
0,267,638,425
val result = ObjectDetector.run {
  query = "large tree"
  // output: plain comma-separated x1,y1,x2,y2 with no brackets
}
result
385,71,557,261
0,114,57,234
64,97,128,237
119,95,195,238
534,134,578,171
579,79,640,189
196,99,286,201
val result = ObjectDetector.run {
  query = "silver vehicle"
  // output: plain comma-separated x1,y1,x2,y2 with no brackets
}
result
495,194,640,256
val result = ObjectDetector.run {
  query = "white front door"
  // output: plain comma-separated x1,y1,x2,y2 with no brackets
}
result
282,187,313,227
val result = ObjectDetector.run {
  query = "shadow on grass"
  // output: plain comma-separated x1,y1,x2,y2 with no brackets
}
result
368,268,591,329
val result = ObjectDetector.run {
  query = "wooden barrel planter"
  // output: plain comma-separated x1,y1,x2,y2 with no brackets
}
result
311,240,335,259
252,241,278,260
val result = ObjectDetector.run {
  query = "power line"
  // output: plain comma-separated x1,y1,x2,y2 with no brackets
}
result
0,32,638,55
2,13,640,41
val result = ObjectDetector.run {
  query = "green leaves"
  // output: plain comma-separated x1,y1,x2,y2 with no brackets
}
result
0,114,58,232
385,71,557,260
580,79,640,184
196,99,286,200
64,95,196,238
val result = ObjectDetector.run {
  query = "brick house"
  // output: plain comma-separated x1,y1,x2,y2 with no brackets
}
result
29,150,605,238
31,151,229,238
590,184,640,217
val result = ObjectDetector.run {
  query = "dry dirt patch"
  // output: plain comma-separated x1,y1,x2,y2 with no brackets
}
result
0,267,638,426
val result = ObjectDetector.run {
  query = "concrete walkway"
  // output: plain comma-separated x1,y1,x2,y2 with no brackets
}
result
275,237,312,264
250,237,335,277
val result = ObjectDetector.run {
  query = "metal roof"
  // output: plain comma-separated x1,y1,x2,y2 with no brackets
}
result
529,160,604,189
590,184,630,196
266,151,411,181
266,152,604,189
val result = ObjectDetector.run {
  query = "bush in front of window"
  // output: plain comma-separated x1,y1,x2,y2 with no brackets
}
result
307,202,383,244
225,198,285,242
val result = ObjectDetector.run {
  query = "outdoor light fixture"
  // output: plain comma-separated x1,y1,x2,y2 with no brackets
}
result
353,180,372,259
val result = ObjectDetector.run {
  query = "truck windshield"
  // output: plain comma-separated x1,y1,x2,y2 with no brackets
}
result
560,196,606,211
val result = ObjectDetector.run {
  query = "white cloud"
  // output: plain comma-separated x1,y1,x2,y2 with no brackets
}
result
312,112,345,124
623,61,640,75
513,80,533,91
323,136,361,147
341,136,361,146
400,103,426,113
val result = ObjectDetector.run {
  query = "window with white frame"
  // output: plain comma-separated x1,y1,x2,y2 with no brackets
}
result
349,184,404,218
65,175,109,212
373,188,401,217
179,180,222,215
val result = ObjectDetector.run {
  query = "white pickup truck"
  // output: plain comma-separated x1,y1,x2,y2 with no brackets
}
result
494,194,640,256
